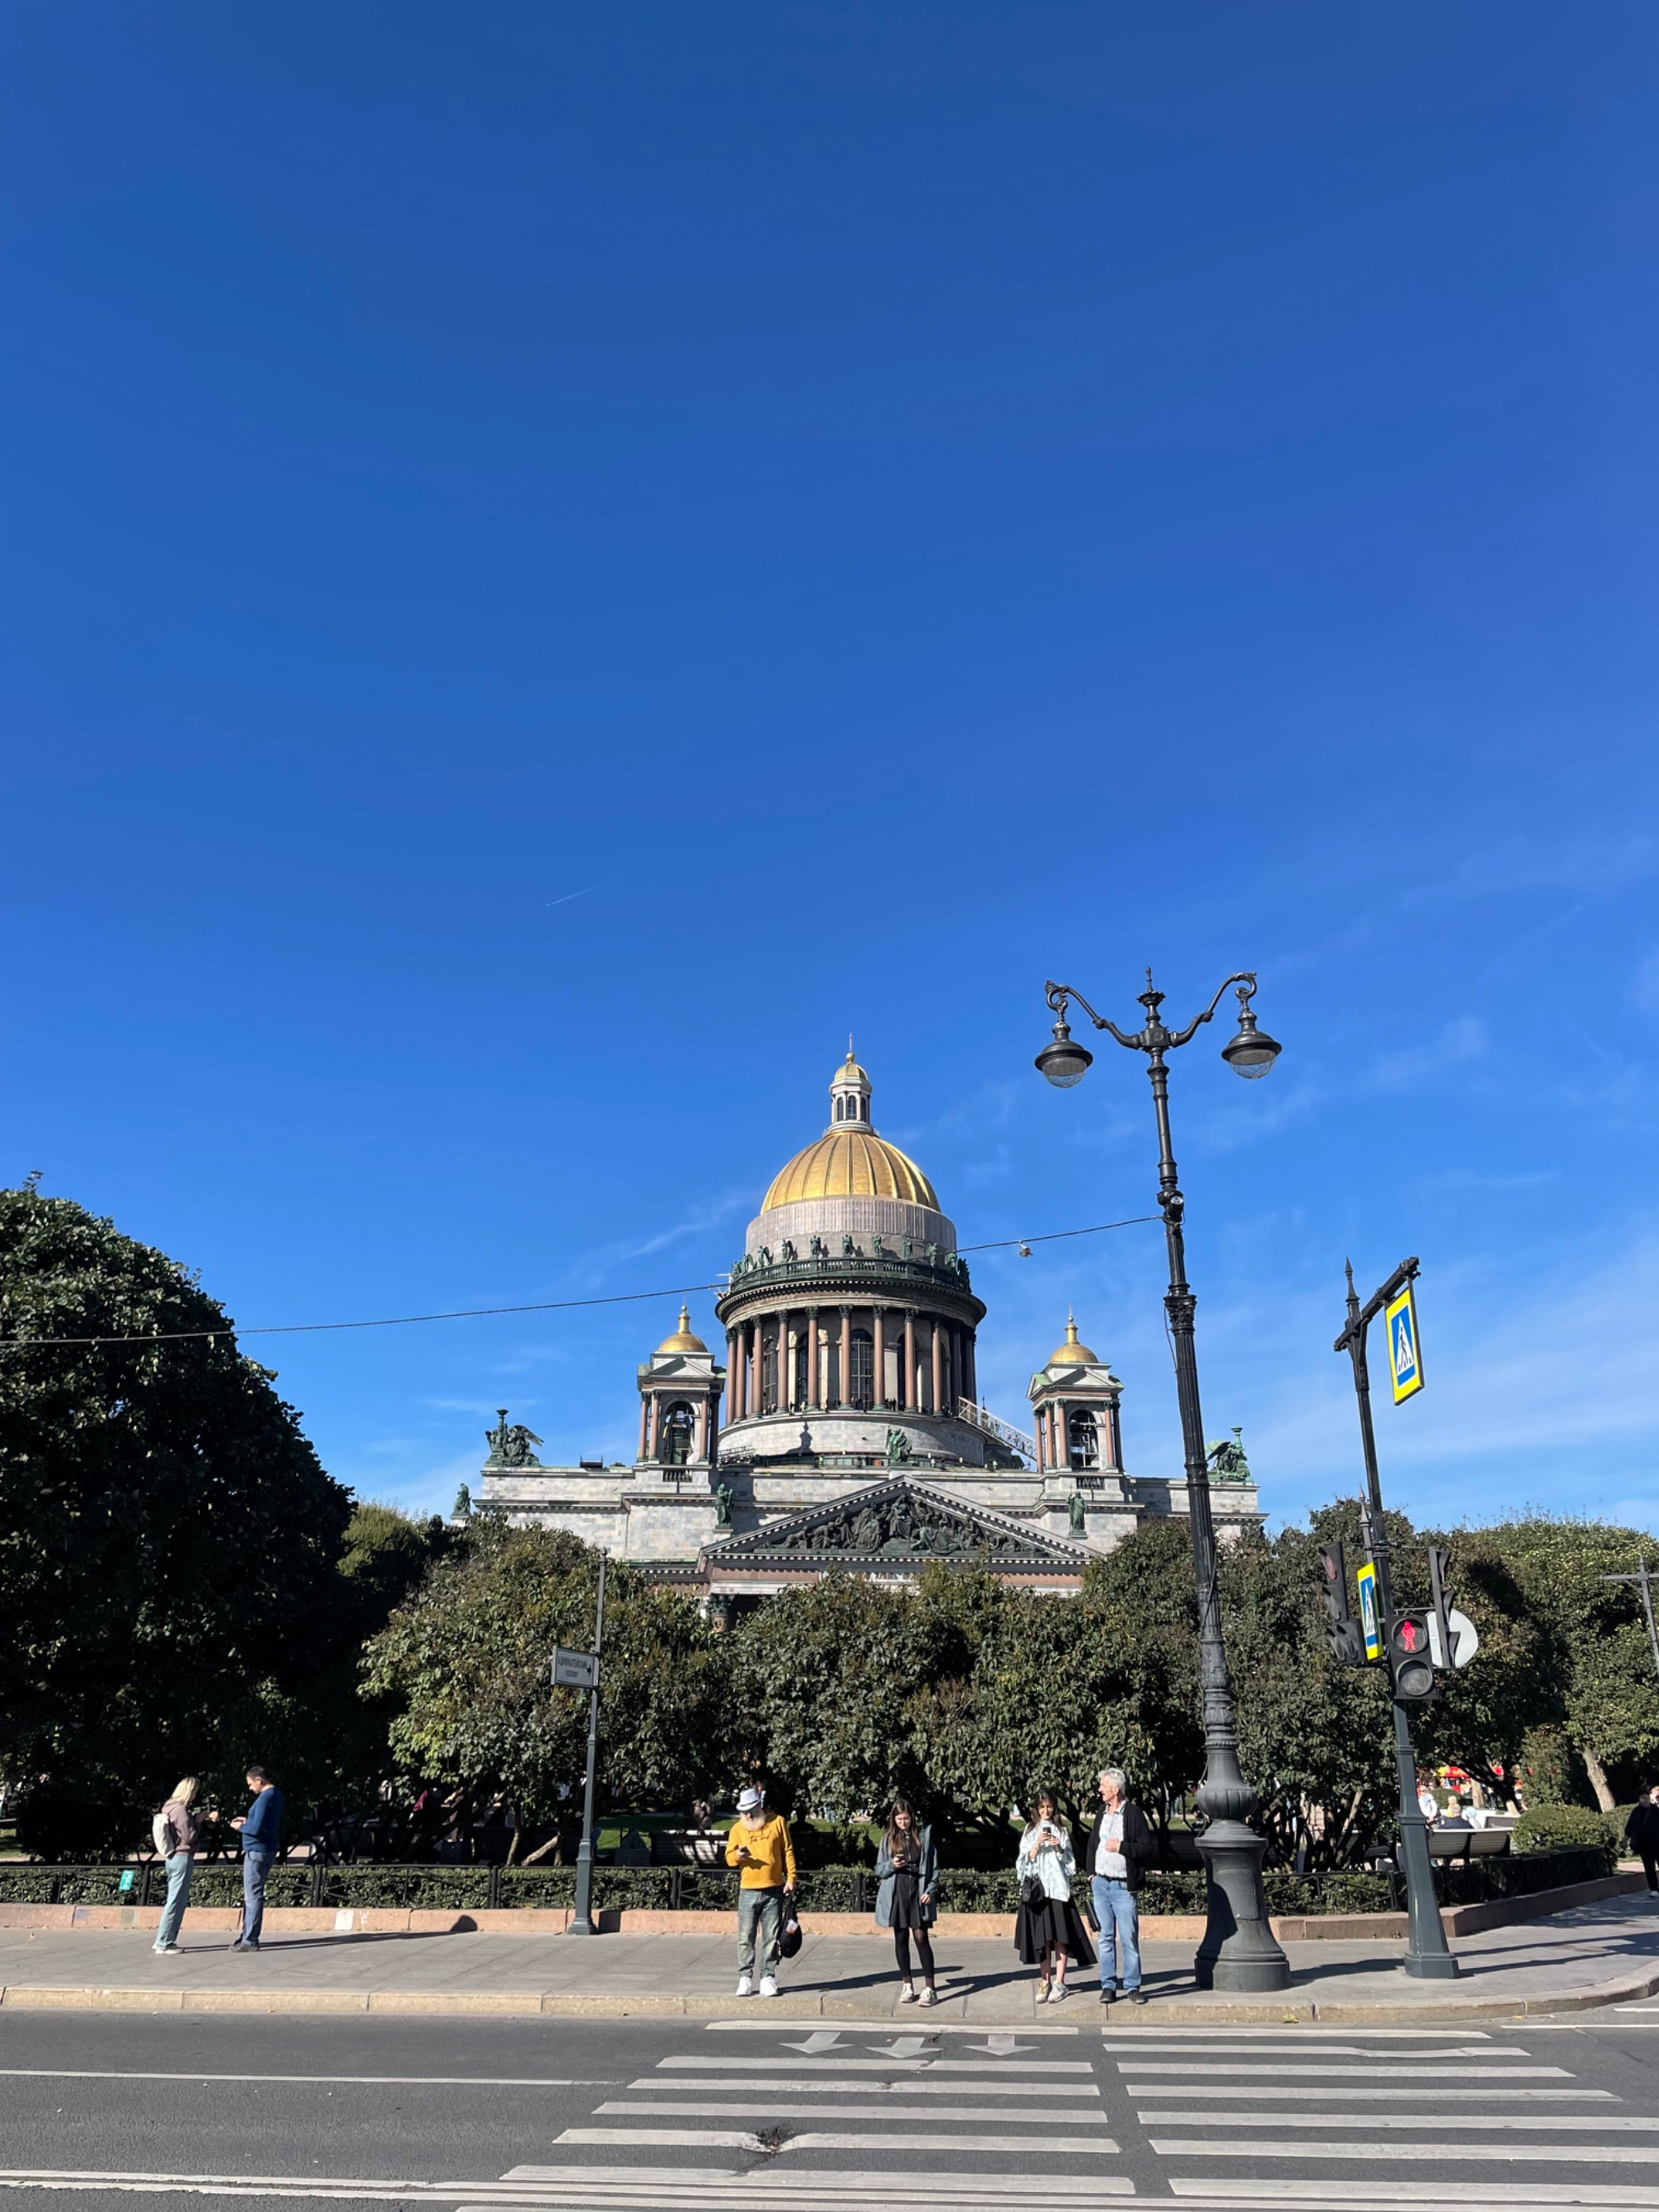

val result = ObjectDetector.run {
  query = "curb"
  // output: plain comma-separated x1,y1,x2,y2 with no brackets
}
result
5,1964,1658,2020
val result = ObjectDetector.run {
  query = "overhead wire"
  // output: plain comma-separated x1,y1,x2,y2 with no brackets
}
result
0,1215,1160,1349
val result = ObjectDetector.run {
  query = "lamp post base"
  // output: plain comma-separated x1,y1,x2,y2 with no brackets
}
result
1402,1949,1462,1980
1194,1821,1292,1992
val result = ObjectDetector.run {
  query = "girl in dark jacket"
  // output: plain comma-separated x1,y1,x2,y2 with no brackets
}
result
874,1799,939,2005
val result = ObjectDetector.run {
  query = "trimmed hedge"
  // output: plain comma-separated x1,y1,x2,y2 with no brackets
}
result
0,1844,1611,1916
1514,1805,1624,1859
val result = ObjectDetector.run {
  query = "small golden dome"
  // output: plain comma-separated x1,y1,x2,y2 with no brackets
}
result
833,1048,870,1089
1045,1313,1100,1367
761,1130,938,1211
655,1304,708,1356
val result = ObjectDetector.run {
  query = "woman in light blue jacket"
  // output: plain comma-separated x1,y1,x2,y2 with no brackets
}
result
873,1798,938,2005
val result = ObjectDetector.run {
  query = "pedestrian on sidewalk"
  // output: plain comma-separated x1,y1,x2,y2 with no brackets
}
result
874,1797,938,2006
229,1766,285,1951
725,1785,795,1999
1014,1789,1095,2004
152,1779,207,1954
1085,1768,1154,2006
1627,1788,1659,1891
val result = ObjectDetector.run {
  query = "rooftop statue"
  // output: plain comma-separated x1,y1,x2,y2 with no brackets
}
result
1206,1426,1252,1484
485,1409,543,1469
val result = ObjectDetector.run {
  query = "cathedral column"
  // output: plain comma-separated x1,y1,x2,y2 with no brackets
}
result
639,1396,650,1461
873,1308,887,1410
727,1332,741,1425
808,1308,822,1410
1108,1401,1122,1471
839,1307,851,1408
963,1329,976,1406
747,1319,759,1418
1034,1402,1045,1472
930,1320,943,1415
695,1397,709,1461
902,1311,916,1411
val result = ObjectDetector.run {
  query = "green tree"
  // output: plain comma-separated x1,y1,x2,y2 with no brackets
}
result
0,1188,353,1855
361,1520,728,1841
1486,1518,1659,1807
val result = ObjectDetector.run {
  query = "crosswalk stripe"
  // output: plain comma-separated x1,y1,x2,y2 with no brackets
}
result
1166,2190,1659,2207
557,2131,1121,2155
1114,2028,1496,2040
638,2078,1104,2096
658,2057,1092,2073
1138,2116,1659,2132
599,2102,1112,2123
1102,2043,1520,2058
1126,2088,1612,2102
513,2170,1131,2197
1149,2141,1659,2165
1121,2065,1571,2079
703,2021,1079,2037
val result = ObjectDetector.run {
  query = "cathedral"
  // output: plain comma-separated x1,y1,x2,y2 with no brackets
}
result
479,1050,1262,1613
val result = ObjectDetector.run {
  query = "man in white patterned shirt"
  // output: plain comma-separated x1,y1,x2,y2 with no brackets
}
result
1086,1767,1155,2005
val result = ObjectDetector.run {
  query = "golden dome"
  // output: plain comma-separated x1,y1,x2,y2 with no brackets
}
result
1045,1313,1100,1367
654,1304,708,1356
834,1049,870,1088
762,1129,939,1211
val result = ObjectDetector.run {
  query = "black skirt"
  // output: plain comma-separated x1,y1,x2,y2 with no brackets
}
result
1014,1893,1097,1966
888,1865,927,1928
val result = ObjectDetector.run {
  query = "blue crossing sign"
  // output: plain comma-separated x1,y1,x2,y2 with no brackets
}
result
1385,1281,1423,1405
1355,1560,1383,1660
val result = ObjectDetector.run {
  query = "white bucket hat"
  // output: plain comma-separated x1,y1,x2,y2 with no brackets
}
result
736,1786,765,1814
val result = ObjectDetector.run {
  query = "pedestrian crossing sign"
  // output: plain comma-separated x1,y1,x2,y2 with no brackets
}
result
1385,1282,1424,1404
1355,1560,1383,1659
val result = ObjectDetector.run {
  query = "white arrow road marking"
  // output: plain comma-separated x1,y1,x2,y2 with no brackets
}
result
781,2033,844,2054
968,2038,1034,2057
873,2037,937,2059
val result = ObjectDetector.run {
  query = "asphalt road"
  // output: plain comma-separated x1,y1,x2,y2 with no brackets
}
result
7,2005,1659,2210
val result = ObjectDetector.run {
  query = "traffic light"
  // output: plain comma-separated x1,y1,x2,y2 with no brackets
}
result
1318,1542,1368,1666
1389,1610,1437,1703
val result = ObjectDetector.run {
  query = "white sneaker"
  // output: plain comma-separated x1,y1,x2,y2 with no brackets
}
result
735,1973,753,1997
758,1975,779,1998
919,1985,937,2006
898,1982,917,2004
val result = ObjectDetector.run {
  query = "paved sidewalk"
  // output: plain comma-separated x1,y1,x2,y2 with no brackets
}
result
3,1892,1659,2021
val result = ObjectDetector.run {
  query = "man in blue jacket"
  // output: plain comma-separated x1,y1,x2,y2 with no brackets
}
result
230,1766,284,1951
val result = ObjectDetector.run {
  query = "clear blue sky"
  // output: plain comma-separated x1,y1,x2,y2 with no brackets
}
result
5,3,1657,1537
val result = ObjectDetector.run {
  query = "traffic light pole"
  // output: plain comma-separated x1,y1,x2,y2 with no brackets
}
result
1337,1259,1459,1981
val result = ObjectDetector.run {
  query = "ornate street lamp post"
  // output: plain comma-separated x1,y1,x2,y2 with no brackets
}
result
1036,969,1290,1991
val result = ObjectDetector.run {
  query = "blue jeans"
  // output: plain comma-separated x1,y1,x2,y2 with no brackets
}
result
737,1885,783,1974
240,1847,272,1946
1092,1876,1141,1992
155,1853,193,1947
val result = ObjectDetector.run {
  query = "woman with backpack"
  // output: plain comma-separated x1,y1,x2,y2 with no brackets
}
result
874,1797,938,2005
1014,1788,1095,2002
152,1779,205,1955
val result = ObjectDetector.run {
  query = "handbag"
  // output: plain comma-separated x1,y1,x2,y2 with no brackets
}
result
1018,1871,1047,1911
778,1911,803,1960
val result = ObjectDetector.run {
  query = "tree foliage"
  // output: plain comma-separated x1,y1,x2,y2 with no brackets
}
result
0,1188,353,1853
362,1520,729,1830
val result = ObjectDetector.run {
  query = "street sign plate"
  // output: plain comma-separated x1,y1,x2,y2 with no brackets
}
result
552,1646,599,1691
1385,1283,1423,1404
1355,1561,1383,1660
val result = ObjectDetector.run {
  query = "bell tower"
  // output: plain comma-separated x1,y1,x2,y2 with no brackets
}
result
636,1306,725,1471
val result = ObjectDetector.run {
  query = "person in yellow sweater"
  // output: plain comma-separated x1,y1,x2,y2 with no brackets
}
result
724,1785,796,1997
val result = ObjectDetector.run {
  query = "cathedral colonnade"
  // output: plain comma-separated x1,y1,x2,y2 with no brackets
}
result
723,1305,979,1423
